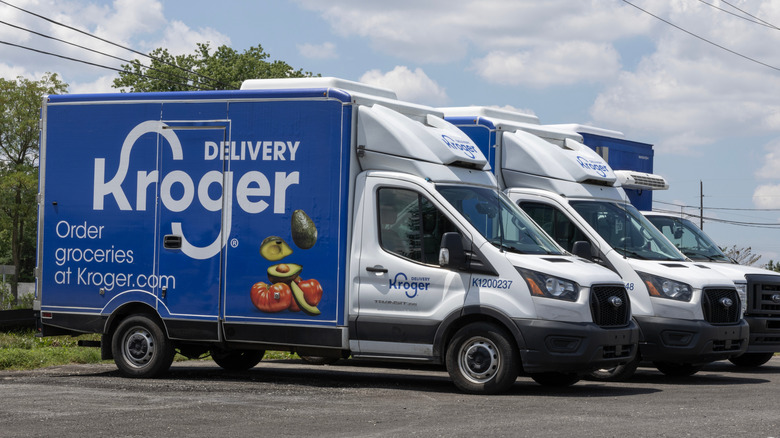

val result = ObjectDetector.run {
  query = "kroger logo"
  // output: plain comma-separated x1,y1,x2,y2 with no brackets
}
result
576,156,610,178
441,134,478,159
388,272,431,298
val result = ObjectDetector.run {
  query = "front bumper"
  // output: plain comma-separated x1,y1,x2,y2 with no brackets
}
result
635,315,748,365
512,318,639,374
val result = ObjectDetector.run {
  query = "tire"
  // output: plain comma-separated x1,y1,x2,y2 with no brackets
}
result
300,355,340,365
111,315,175,378
445,322,519,395
587,356,640,382
653,361,702,377
729,352,775,368
530,372,580,387
211,349,265,371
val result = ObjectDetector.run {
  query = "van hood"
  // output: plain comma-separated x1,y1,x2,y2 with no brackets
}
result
626,258,736,289
504,252,624,287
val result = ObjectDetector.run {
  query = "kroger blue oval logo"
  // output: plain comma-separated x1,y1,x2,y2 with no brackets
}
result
441,134,478,159
389,272,431,298
576,156,610,178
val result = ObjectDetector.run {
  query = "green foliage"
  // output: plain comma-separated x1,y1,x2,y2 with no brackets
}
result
113,42,316,92
721,245,762,267
766,260,780,272
0,330,104,370
1,73,68,301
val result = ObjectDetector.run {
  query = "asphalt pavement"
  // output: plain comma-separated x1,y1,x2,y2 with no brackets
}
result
1,356,779,437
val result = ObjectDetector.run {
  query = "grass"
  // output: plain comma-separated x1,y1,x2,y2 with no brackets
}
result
0,329,298,371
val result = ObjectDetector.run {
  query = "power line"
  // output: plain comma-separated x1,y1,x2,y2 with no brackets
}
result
621,0,780,72
696,0,780,30
0,39,210,91
721,0,780,30
0,0,231,89
653,199,780,212
0,20,214,90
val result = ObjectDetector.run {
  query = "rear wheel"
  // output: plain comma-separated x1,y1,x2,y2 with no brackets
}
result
211,349,265,371
112,315,175,378
653,361,701,377
530,372,580,387
729,352,774,367
445,322,519,394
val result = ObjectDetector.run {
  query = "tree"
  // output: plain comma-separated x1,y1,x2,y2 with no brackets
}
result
765,260,780,272
0,73,68,304
721,245,762,267
113,43,316,92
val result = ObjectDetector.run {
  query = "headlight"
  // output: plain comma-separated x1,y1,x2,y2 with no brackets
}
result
735,282,747,316
517,268,579,301
637,272,693,302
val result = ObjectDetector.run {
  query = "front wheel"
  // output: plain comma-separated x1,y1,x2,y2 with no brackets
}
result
729,352,774,368
112,315,175,378
211,349,265,371
445,322,519,394
653,361,701,377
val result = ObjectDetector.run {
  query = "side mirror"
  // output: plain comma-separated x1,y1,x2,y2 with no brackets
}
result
439,232,466,270
572,240,593,261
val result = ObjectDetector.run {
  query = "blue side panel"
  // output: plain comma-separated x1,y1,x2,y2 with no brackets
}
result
40,90,351,333
579,132,655,211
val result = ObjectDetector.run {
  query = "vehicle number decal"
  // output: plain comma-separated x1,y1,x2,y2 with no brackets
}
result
472,278,513,289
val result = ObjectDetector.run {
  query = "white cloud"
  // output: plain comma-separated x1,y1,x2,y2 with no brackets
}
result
753,184,780,209
755,138,780,180
473,42,621,87
155,20,230,56
360,66,448,106
69,74,116,94
297,42,337,59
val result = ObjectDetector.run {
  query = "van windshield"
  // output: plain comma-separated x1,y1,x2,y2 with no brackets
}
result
437,185,563,255
646,215,731,262
569,200,685,261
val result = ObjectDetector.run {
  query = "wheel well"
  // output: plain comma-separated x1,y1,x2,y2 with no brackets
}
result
103,303,165,342
435,311,525,365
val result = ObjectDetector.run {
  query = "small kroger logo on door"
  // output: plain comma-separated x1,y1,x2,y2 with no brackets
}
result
441,134,478,159
389,272,431,298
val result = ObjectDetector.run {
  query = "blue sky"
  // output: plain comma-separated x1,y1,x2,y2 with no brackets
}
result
3,0,780,264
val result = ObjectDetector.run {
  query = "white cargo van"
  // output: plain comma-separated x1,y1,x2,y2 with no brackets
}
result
35,78,637,394
645,212,780,367
443,106,748,379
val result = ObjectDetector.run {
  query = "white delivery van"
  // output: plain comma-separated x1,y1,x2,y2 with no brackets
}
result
35,78,638,394
645,211,780,367
442,106,748,380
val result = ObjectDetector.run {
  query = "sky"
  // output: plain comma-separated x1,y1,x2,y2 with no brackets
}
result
2,0,780,264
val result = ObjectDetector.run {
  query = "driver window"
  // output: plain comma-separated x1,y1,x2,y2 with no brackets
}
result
378,188,459,265
520,202,589,252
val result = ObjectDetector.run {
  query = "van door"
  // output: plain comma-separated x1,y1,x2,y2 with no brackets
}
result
156,120,230,341
354,176,473,358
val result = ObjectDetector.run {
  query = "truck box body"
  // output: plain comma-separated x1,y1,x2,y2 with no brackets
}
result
36,79,638,393
443,106,748,378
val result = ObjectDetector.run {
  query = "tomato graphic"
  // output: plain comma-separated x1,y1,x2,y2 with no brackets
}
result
297,279,323,306
250,282,292,313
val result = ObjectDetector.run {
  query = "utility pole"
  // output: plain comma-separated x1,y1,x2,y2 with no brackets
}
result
700,180,704,230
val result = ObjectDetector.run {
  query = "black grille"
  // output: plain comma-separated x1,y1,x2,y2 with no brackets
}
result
746,275,780,316
701,288,741,324
590,285,631,327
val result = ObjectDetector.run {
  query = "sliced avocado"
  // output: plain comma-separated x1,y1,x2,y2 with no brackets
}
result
267,263,302,284
260,236,293,261
291,281,321,316
291,209,317,249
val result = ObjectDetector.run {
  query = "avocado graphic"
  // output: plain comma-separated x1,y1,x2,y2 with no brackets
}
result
260,236,293,261
291,281,321,316
267,263,303,284
291,209,317,249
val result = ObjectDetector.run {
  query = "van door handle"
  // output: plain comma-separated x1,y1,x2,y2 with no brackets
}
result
163,234,182,249
366,265,388,273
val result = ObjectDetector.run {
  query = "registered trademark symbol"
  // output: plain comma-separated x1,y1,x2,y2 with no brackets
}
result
230,238,239,248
